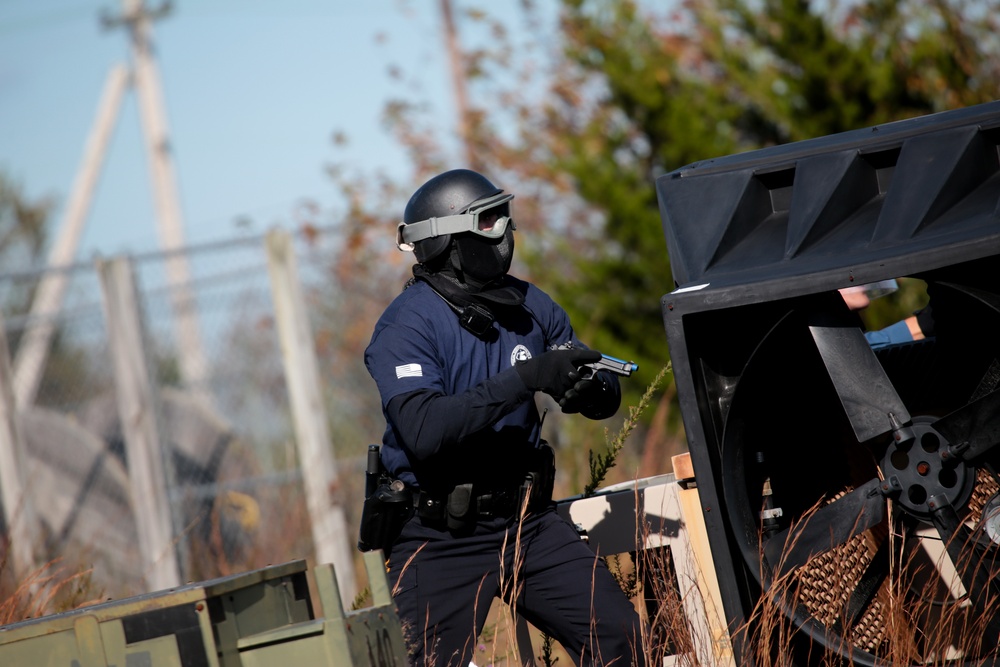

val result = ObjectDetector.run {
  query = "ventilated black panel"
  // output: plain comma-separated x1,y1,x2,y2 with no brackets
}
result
656,101,1000,667
658,101,1000,294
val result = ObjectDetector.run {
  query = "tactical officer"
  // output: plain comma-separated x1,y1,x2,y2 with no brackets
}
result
363,169,645,666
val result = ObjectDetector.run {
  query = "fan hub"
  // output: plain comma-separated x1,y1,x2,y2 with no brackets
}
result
881,418,975,520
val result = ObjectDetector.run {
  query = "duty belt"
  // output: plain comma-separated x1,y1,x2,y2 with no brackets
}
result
411,442,556,530
414,479,550,530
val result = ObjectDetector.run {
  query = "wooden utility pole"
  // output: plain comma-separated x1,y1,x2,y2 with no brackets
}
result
13,0,214,411
265,229,356,605
439,0,480,170
97,256,182,591
115,0,214,407
0,313,38,580
12,65,130,410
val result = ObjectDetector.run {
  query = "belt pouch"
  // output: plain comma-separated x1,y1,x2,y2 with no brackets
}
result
446,483,474,530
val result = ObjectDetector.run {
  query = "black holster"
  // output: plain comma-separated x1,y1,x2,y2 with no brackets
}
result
357,445,414,552
523,441,555,511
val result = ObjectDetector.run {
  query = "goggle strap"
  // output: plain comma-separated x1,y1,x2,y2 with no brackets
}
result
399,214,477,245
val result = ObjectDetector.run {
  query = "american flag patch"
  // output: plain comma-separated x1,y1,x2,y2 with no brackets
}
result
395,363,423,379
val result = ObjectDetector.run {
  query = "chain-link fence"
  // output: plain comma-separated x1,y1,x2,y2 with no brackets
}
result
0,226,381,600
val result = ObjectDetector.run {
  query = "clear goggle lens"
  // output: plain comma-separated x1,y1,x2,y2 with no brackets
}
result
466,195,515,237
397,193,515,251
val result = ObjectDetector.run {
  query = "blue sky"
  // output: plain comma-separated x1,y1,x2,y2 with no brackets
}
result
0,1,508,259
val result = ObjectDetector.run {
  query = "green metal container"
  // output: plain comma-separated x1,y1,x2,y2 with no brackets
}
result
238,551,407,667
0,552,406,667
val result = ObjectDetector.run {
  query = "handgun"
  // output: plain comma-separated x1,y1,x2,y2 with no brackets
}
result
581,354,638,379
551,342,638,379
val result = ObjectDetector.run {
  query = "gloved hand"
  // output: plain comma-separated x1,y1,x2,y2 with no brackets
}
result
558,375,605,414
514,348,602,400
915,304,935,337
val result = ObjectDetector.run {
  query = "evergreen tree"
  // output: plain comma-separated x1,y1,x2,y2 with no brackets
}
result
0,171,51,315
329,0,1000,469
511,0,1000,376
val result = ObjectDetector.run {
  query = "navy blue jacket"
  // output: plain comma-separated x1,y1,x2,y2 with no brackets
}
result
365,277,619,492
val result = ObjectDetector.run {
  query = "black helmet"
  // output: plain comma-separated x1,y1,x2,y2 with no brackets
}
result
397,169,513,264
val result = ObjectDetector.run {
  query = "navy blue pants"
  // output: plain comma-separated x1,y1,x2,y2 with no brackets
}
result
386,506,645,667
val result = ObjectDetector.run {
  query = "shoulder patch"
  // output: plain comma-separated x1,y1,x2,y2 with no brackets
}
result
395,363,423,378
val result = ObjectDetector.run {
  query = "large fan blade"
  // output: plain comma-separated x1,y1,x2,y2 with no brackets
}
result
927,493,1000,647
933,387,1000,462
935,280,1000,318
830,540,890,633
809,324,912,442
763,477,887,574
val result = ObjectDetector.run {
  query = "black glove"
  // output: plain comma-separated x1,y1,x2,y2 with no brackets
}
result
915,304,935,337
558,376,605,414
515,348,602,399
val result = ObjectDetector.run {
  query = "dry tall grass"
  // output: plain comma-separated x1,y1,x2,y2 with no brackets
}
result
377,360,1000,667
0,549,103,625
4,360,998,667
736,491,1000,667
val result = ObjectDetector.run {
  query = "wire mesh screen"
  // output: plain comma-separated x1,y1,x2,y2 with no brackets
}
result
0,226,380,597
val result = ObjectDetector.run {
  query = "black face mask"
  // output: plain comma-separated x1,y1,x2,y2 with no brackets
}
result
412,231,525,338
452,226,515,289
